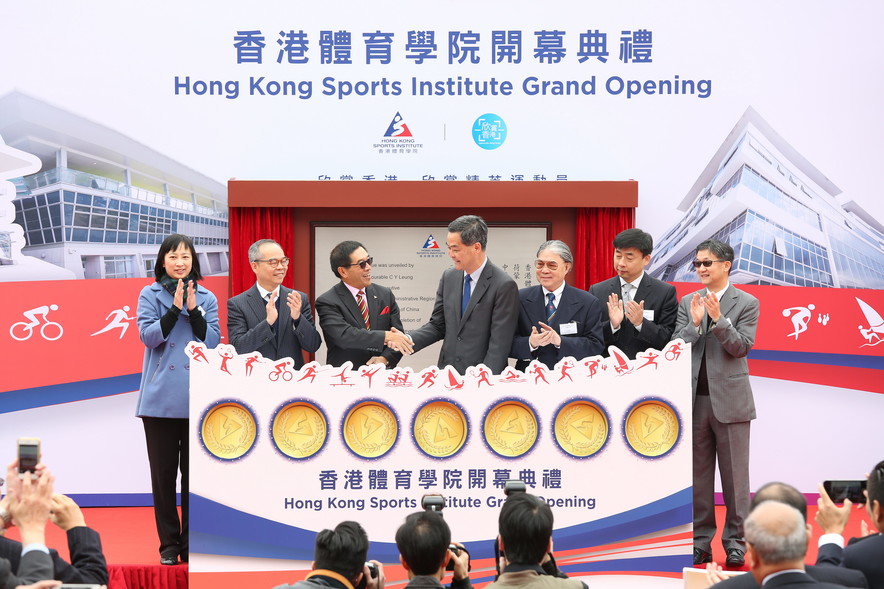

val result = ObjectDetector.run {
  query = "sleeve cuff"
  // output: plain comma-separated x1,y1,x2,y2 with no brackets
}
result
818,533,845,549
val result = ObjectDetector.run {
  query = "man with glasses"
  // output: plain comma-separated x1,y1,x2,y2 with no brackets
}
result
588,228,678,359
511,240,603,370
672,239,759,568
315,241,412,369
228,239,321,365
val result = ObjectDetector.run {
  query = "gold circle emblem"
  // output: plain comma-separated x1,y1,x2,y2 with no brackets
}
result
553,400,609,458
483,400,538,458
201,402,257,460
624,400,680,457
343,401,398,458
413,401,468,458
272,402,328,459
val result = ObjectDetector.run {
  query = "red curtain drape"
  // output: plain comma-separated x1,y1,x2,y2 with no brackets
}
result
228,207,295,296
574,207,636,289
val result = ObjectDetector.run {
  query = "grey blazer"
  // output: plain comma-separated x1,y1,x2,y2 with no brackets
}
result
672,284,759,423
227,284,321,365
1,549,53,589
409,259,519,375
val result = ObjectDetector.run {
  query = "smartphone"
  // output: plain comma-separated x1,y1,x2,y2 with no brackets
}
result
17,437,40,473
823,480,866,504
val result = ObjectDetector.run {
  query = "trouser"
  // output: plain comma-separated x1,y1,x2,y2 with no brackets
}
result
142,416,189,557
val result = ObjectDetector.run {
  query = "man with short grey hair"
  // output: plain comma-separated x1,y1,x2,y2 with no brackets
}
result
741,501,846,588
406,215,519,375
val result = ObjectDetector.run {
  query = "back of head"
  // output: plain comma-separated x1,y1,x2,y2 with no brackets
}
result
499,493,553,565
395,511,451,576
612,228,653,257
448,215,488,249
751,482,807,521
314,521,369,581
867,460,884,508
744,501,807,567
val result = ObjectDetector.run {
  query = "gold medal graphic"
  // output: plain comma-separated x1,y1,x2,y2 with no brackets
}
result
413,401,468,458
624,400,680,457
343,401,398,458
201,402,257,460
483,400,538,458
272,401,328,459
553,400,609,458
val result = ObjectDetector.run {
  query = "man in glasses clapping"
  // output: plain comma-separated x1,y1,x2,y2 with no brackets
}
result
673,239,760,569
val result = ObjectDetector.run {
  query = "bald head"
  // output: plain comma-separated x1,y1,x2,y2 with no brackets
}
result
745,501,807,567
751,482,807,521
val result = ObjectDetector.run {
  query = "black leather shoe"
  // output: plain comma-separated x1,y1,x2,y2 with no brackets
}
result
693,547,713,565
725,548,745,566
160,552,178,565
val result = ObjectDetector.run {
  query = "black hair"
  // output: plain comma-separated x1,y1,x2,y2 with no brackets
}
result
448,215,488,250
329,241,366,279
153,234,202,281
868,460,884,508
695,238,734,274
314,521,369,582
395,511,451,576
612,228,654,257
498,493,553,565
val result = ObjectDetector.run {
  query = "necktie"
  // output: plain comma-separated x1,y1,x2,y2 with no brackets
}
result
461,275,472,317
546,292,557,322
357,290,370,329
622,283,632,303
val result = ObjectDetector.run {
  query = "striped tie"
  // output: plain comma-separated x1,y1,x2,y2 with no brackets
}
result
357,290,370,329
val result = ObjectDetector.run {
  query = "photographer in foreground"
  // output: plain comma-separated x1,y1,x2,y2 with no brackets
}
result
395,511,471,589
488,492,586,589
273,521,384,589
1,461,53,589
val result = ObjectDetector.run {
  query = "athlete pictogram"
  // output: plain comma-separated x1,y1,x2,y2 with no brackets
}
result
10,305,63,341
90,305,135,339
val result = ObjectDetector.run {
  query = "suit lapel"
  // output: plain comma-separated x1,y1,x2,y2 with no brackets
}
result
718,285,738,320
525,286,545,325
553,285,578,326
460,266,490,326
633,273,651,303
246,285,267,324
336,282,364,327
366,284,380,328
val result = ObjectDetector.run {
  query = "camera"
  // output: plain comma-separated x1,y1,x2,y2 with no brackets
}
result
421,493,445,512
447,544,469,572
504,479,526,496
366,562,378,579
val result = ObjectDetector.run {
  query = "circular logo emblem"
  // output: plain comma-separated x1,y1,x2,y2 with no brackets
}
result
342,400,399,459
552,399,610,458
271,400,329,460
482,398,539,458
199,401,258,461
472,113,507,150
412,399,469,459
623,399,681,458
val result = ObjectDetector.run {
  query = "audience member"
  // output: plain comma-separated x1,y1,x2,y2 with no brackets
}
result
1,462,53,589
395,511,471,589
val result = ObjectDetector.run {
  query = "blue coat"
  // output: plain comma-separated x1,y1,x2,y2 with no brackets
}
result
136,281,221,418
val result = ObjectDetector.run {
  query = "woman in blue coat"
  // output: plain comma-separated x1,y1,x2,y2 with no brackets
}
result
136,234,220,565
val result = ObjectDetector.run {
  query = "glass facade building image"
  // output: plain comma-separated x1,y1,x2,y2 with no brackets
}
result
0,92,228,280
648,107,884,289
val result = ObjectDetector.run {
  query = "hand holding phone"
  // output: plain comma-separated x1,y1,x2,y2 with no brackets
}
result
17,437,41,475
823,480,867,505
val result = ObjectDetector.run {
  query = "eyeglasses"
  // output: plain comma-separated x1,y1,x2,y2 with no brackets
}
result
254,257,290,268
691,259,727,269
535,260,561,271
345,257,373,270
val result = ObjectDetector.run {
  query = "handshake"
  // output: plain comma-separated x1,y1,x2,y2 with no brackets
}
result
384,328,413,355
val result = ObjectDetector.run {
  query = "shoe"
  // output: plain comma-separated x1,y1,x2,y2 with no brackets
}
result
693,547,712,565
160,552,179,566
725,548,745,566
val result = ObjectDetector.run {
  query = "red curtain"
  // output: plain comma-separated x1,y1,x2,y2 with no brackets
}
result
574,207,636,290
228,207,295,296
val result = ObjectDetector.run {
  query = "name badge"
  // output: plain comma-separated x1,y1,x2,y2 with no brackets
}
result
560,321,578,335
642,310,655,321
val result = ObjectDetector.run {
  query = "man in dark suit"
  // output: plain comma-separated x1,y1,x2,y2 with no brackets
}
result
407,215,519,375
815,460,884,589
707,482,868,588
1,462,54,589
511,240,604,370
673,239,759,567
588,228,677,359
736,501,848,589
227,239,321,365
315,241,411,369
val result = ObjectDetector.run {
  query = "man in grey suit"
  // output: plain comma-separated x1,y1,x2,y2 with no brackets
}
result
315,241,412,369
673,239,759,567
227,239,321,366
407,215,519,375
588,228,678,359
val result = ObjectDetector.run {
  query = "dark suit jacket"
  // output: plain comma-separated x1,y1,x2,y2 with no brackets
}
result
0,526,108,585
673,284,759,422
409,260,519,375
315,282,404,369
228,284,321,365
817,533,884,589
588,273,678,359
759,570,854,588
715,565,867,588
1,549,52,589
510,283,604,370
